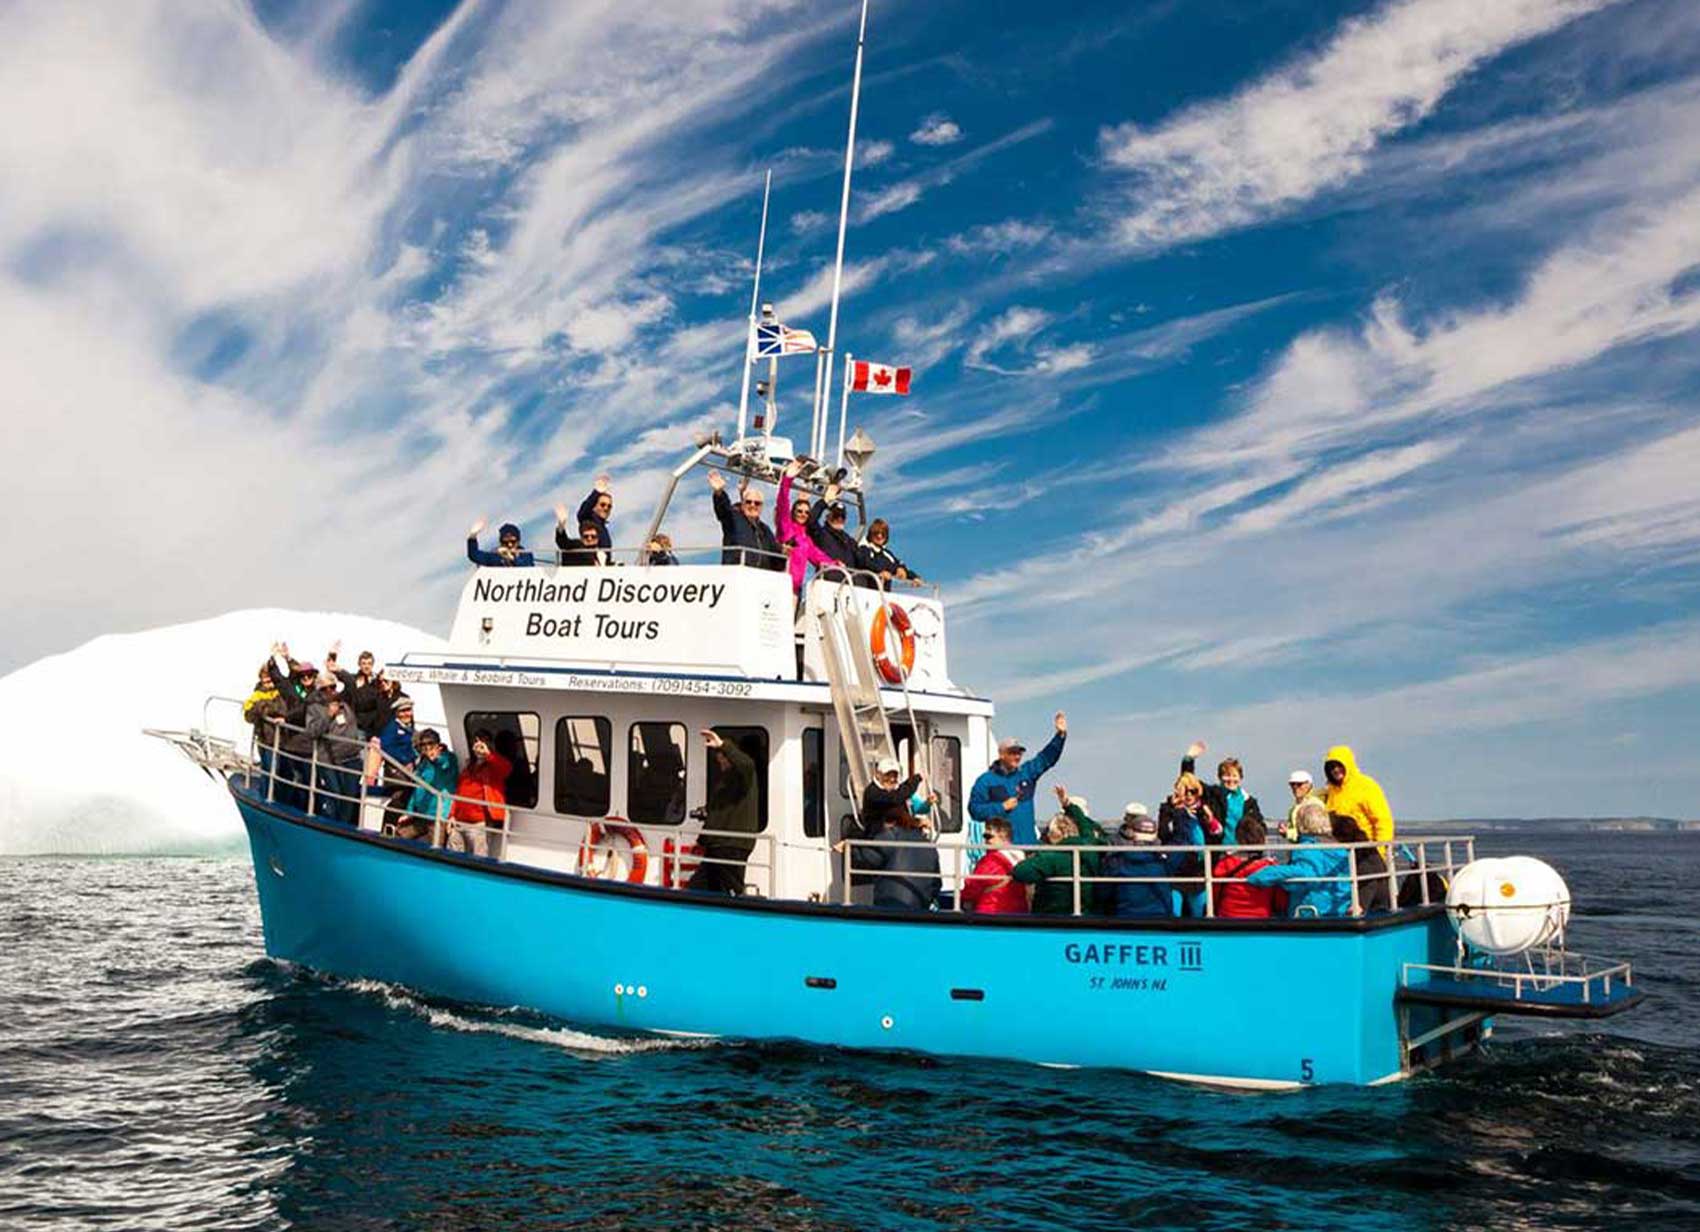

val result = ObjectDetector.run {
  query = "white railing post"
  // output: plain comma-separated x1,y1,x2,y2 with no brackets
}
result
1203,846,1215,918
1417,842,1430,905
1071,846,1082,916
1349,843,1362,915
267,726,280,803
307,742,320,816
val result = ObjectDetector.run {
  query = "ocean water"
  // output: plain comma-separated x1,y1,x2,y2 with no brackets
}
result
1,832,1696,1231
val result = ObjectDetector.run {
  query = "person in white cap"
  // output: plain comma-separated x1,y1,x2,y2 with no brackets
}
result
860,754,919,822
1284,769,1323,842
835,755,938,911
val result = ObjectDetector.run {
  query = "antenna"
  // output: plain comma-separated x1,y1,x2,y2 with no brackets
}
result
735,169,773,443
814,0,870,446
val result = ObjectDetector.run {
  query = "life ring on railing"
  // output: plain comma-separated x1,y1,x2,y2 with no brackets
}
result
577,820,649,884
870,602,916,684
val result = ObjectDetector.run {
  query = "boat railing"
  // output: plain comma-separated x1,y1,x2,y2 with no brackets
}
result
1401,953,1633,1005
480,540,941,600
836,833,1475,919
228,708,778,895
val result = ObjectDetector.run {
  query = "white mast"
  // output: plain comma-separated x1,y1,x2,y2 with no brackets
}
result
735,169,773,443
814,0,870,453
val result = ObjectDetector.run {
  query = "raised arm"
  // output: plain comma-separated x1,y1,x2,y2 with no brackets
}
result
710,473,736,531
775,470,794,538
1020,714,1068,780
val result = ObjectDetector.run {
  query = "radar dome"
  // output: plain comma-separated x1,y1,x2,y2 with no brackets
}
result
1445,856,1571,955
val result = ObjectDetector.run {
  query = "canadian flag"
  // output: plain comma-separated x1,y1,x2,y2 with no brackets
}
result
850,360,911,395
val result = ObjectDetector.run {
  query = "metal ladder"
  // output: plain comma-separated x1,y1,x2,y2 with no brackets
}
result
813,581,929,809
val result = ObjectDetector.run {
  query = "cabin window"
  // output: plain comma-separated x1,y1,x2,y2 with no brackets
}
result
627,722,687,826
710,725,770,834
554,717,612,816
802,728,825,838
929,735,963,833
463,711,539,809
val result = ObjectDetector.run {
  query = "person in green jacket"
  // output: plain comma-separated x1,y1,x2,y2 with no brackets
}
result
687,730,761,895
1011,785,1108,915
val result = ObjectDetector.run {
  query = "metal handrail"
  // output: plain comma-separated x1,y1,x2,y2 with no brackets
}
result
473,540,942,598
836,833,1470,917
1402,956,1632,1004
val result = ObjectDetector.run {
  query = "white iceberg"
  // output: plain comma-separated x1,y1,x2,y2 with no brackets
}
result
0,609,446,856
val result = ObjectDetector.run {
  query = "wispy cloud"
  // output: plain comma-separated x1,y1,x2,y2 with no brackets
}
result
1099,0,1617,248
860,119,1054,222
909,112,963,146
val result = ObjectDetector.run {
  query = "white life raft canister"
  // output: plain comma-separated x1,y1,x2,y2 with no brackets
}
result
1445,855,1571,955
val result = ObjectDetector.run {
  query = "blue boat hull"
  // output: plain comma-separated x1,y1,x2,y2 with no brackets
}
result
237,787,1466,1087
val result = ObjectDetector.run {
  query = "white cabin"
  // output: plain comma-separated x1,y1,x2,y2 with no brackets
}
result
388,562,995,902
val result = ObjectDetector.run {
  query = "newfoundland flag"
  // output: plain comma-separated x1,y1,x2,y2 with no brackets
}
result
850,359,911,395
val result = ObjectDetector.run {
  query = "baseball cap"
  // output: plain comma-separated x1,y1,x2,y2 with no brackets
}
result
875,756,900,776
997,736,1026,754
1124,814,1159,841
1288,769,1313,785
1122,801,1150,820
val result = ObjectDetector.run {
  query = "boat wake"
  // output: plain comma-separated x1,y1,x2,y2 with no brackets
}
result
340,977,718,1057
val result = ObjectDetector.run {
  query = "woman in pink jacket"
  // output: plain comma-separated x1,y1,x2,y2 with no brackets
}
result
776,461,838,595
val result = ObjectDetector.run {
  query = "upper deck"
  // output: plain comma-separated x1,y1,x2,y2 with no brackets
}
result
390,562,987,715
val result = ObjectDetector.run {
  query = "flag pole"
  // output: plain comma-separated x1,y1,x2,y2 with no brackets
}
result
816,0,870,442
735,169,773,444
837,352,853,469
816,346,829,462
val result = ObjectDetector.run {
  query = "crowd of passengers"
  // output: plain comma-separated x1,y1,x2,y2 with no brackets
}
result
243,638,752,891
242,641,534,857
465,459,923,590
245,642,1410,918
837,716,1410,921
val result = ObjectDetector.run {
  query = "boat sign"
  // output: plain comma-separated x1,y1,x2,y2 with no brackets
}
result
446,565,794,677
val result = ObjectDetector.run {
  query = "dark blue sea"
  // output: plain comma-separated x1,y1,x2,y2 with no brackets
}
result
2,831,1696,1231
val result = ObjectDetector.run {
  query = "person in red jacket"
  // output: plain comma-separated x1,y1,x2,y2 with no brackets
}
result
447,729,511,857
960,817,1027,914
1211,815,1286,919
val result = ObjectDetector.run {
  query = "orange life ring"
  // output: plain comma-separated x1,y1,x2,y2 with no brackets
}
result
869,602,916,685
577,820,649,884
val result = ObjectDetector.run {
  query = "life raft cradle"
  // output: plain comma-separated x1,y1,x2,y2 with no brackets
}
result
1396,948,1642,1020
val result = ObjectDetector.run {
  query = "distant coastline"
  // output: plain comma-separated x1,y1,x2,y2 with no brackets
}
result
1412,817,1700,833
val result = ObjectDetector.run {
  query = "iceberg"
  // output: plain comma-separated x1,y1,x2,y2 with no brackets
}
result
0,609,446,856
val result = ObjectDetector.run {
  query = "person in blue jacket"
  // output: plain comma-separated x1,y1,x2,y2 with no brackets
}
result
373,696,419,830
400,729,460,842
466,518,535,567
1244,799,1355,918
968,711,1067,848
1102,803,1172,918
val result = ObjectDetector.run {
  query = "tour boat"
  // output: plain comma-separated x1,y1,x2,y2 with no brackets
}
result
148,0,1640,1089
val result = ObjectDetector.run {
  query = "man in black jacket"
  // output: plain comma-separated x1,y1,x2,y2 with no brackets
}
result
806,488,859,580
557,476,614,560
326,644,385,737
708,470,782,570
842,781,940,912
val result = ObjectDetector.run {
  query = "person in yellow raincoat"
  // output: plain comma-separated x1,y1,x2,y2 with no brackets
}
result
1321,745,1394,844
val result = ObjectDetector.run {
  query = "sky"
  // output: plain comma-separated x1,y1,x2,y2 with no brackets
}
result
2,0,1698,819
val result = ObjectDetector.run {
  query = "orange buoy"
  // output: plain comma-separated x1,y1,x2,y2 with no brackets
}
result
869,602,916,685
